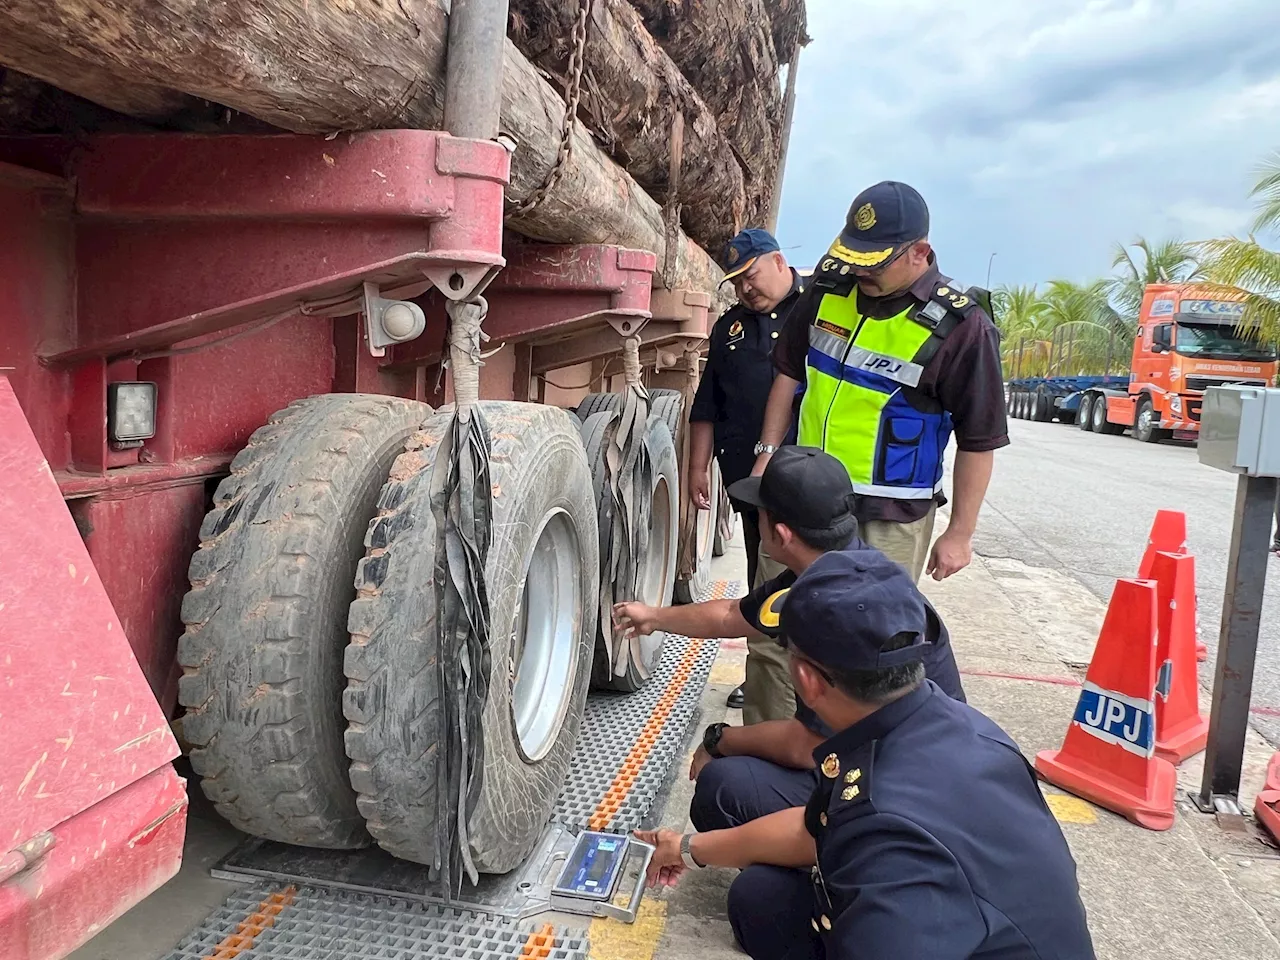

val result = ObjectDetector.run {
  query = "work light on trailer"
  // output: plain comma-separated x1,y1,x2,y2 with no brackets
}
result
108,381,158,446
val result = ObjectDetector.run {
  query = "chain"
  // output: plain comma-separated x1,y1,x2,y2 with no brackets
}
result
507,0,593,218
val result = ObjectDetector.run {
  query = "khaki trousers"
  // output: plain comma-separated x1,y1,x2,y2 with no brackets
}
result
739,506,937,724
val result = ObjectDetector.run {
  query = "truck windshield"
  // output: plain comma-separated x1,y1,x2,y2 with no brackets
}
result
1175,322,1277,361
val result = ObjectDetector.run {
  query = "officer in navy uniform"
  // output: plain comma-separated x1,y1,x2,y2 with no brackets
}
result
636,551,1095,960
689,228,805,717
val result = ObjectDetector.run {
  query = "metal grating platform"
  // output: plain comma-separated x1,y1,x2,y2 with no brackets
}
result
192,579,742,958
166,882,589,960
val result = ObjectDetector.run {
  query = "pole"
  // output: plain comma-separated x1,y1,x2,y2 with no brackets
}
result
443,0,511,140
986,252,997,288
766,44,802,234
1194,473,1278,814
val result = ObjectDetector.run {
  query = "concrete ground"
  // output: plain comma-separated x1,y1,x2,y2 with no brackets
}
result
974,417,1280,746
70,504,1280,959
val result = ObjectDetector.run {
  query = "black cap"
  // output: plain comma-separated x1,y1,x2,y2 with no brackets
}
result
780,549,930,672
721,228,782,281
726,446,857,540
824,181,930,270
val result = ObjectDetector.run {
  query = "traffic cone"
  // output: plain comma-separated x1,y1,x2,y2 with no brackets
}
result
1254,752,1280,846
1035,578,1177,831
1136,510,1207,662
1149,552,1208,765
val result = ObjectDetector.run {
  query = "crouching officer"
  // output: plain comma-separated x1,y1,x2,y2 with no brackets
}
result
636,551,1095,960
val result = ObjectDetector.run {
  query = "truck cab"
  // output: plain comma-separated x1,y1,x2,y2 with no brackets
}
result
1128,283,1278,440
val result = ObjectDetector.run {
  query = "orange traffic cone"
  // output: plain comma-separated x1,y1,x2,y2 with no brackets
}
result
1254,753,1280,846
1137,510,1207,662
1035,578,1177,830
1149,552,1208,765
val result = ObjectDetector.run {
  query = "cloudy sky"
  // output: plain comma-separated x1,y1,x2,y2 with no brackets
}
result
775,0,1280,291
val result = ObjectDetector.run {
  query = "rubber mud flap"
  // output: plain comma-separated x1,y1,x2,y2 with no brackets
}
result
177,393,431,849
344,403,598,872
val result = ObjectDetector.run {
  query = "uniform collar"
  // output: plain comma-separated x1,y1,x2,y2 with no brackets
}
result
810,680,936,764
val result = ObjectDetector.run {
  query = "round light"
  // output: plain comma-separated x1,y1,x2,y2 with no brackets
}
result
382,302,422,341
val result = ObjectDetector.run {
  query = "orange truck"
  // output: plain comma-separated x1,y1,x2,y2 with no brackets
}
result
1074,284,1276,442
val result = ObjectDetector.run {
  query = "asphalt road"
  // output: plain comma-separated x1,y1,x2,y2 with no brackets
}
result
973,416,1280,747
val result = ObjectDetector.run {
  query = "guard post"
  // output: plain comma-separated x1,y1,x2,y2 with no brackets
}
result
1193,385,1280,816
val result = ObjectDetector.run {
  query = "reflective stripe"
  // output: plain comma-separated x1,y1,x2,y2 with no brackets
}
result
852,481,943,499
808,326,849,363
842,346,924,388
806,348,897,395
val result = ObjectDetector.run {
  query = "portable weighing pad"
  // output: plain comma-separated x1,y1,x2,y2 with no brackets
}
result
549,832,654,923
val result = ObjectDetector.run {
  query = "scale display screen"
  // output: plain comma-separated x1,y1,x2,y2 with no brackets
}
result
552,832,628,902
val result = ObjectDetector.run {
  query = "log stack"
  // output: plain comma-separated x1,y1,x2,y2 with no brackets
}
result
0,0,806,293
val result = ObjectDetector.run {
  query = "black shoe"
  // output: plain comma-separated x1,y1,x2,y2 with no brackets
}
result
727,686,745,709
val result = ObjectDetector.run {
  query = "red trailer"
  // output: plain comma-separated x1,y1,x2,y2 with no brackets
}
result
0,0,804,951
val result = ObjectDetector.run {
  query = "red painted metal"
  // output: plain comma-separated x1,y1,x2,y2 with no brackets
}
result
0,766,187,960
0,376,185,957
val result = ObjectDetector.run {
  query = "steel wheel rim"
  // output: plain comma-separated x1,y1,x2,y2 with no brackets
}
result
1093,400,1106,431
511,508,581,762
635,474,675,674
1138,404,1153,436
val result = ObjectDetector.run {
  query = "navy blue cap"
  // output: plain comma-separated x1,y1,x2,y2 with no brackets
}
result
824,181,930,270
721,228,781,281
779,549,930,672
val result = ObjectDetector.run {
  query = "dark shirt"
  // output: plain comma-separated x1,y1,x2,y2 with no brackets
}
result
737,539,966,737
805,681,1095,960
691,271,805,490
773,259,1009,524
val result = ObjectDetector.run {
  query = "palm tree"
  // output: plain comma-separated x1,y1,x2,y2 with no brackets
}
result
1039,280,1126,375
1200,153,1280,342
993,284,1052,376
1108,237,1203,320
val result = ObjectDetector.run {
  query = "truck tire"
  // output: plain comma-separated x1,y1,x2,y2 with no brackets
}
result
1077,394,1095,431
1034,391,1052,422
1133,396,1170,443
576,391,620,421
591,415,680,691
177,394,430,849
1093,395,1124,435
344,403,598,872
1014,392,1027,419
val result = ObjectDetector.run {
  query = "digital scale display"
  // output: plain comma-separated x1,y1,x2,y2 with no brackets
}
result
552,832,628,902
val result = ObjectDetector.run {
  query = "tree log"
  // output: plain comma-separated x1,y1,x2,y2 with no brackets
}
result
0,0,723,295
627,0,782,220
508,0,748,252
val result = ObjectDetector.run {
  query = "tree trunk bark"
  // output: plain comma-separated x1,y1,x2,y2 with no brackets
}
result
508,0,748,252
626,0,782,224
0,0,724,294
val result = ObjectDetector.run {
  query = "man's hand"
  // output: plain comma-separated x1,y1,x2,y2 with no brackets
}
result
926,527,973,580
612,601,662,640
690,468,711,510
689,745,713,781
633,828,686,888
751,451,773,477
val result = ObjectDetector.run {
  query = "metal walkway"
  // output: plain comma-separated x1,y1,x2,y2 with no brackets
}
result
169,580,742,960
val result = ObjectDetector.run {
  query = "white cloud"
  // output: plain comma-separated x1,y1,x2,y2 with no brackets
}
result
774,0,1280,288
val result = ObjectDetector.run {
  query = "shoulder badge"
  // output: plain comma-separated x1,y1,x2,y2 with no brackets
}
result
854,203,877,231
913,276,980,334
821,753,840,779
825,744,874,815
758,588,789,629
727,319,744,340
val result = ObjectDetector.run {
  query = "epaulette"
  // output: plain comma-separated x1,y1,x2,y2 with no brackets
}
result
811,741,875,832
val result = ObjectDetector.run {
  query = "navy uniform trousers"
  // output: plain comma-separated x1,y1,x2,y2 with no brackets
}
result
691,757,822,960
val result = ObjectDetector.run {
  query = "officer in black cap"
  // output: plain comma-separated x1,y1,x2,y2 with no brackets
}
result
690,227,806,716
753,181,1009,587
635,550,1096,960
613,446,965,760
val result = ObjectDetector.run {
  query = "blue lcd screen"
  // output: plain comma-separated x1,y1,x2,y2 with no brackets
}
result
556,833,627,899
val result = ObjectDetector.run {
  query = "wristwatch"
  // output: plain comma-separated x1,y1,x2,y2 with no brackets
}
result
703,722,729,758
753,442,777,456
680,833,704,869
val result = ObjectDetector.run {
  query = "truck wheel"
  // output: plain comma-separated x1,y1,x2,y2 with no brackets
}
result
1078,394,1095,431
1134,396,1169,443
344,403,598,871
592,415,680,691
1094,395,1124,435
1015,392,1027,419
576,391,620,421
1035,391,1052,422
177,394,430,849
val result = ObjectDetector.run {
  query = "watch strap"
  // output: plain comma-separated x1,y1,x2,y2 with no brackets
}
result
703,722,728,758
680,833,703,869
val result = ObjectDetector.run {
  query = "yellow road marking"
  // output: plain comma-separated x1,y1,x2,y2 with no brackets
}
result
1044,793,1098,825
589,899,668,960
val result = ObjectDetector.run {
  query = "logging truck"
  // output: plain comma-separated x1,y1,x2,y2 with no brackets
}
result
0,0,806,956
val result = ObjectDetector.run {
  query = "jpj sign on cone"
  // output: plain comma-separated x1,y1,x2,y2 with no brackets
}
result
1035,578,1177,831
1137,509,1207,662
1150,552,1208,765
